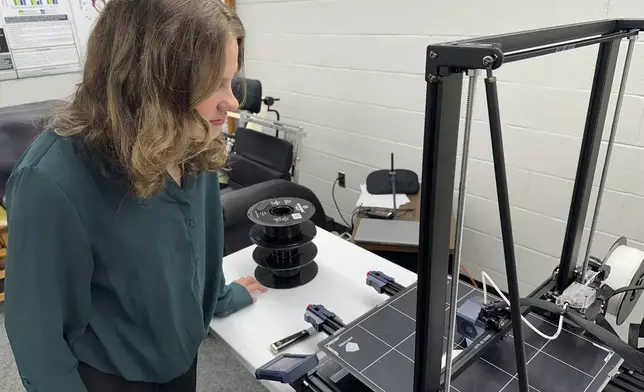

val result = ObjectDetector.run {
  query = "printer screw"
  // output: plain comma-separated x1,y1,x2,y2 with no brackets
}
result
482,56,495,67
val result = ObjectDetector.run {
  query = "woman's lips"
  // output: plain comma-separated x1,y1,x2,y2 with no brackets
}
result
210,119,225,126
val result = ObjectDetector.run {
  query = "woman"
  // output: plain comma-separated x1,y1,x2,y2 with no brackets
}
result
4,0,266,391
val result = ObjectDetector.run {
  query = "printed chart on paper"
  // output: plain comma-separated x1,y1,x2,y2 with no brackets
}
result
0,0,82,78
67,0,105,59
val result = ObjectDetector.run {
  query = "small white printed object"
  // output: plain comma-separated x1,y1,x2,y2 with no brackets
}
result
345,342,360,353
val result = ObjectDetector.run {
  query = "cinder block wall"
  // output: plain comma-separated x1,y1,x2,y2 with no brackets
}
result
238,0,644,304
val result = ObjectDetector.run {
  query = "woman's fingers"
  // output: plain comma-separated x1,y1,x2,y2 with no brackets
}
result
245,282,267,293
234,276,267,295
235,276,252,285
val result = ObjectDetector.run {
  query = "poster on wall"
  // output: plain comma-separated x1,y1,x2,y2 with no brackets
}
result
0,26,18,81
0,0,82,78
68,0,106,63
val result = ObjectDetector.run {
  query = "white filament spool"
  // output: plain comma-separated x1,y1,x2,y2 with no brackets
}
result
602,238,644,325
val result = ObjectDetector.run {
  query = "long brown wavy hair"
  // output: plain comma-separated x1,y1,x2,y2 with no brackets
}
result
51,0,244,198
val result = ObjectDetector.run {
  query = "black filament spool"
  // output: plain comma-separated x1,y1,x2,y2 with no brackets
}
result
247,197,318,289
253,242,317,272
264,224,301,240
255,264,319,289
249,221,316,250
247,197,316,227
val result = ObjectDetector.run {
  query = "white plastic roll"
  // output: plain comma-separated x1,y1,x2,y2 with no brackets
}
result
603,244,644,325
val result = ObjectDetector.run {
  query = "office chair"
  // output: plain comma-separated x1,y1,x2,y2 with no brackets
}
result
224,127,294,192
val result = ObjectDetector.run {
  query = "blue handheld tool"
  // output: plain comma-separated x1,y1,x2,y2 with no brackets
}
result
270,327,316,354
255,353,319,384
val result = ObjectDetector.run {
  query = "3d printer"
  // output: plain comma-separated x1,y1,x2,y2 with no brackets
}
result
254,19,644,392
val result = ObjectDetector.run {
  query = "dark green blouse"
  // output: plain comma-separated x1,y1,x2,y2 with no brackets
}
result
4,131,252,391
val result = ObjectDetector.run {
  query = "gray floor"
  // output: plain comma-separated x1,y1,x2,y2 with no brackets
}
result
0,305,268,392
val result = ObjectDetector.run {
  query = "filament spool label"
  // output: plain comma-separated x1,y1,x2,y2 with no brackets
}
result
248,197,315,227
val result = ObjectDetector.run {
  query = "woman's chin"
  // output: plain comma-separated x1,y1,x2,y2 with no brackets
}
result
192,124,222,142
208,124,222,140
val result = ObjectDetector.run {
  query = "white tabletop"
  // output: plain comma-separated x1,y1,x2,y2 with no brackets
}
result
209,227,417,392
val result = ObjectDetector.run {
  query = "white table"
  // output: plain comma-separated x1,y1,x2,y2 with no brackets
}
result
209,227,417,392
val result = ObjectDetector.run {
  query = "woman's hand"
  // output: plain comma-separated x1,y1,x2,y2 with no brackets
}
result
234,276,267,303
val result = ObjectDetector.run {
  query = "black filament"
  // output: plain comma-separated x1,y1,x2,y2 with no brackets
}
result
264,224,302,240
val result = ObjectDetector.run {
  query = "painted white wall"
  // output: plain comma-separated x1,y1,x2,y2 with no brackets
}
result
238,0,644,331
0,72,79,108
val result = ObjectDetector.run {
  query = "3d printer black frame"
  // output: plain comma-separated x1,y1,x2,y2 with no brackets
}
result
415,19,644,392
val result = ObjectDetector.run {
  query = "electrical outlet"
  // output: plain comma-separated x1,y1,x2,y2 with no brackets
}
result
337,172,346,188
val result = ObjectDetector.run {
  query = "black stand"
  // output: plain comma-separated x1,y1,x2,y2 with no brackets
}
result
262,96,281,137
389,153,397,217
413,19,644,392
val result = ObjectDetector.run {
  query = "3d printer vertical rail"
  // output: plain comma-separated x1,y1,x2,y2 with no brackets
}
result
557,39,620,292
415,72,463,392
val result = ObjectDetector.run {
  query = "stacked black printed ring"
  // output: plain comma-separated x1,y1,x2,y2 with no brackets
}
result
247,197,318,289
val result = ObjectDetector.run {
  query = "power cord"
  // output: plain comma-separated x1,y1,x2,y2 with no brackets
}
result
350,206,362,232
483,276,644,371
459,265,479,289
332,178,352,229
394,209,414,219
482,271,565,340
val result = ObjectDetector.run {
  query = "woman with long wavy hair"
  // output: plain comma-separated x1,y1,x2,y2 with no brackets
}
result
3,1,266,391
